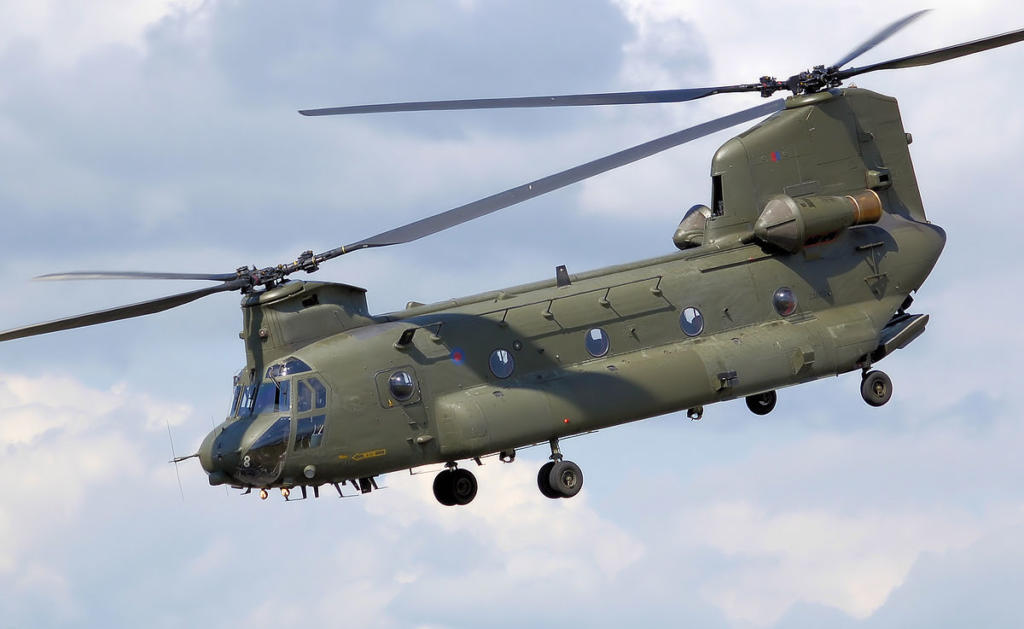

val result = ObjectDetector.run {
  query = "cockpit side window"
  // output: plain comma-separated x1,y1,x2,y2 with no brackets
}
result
311,378,327,409
295,415,326,450
297,381,311,413
292,377,328,452
277,380,290,413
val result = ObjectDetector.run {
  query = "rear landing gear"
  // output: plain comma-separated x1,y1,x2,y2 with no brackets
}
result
861,370,893,407
745,390,777,415
537,438,584,499
433,466,478,506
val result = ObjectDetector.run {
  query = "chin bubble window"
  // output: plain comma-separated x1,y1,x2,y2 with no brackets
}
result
489,348,515,379
584,328,610,357
388,370,416,402
773,287,798,316
680,306,704,337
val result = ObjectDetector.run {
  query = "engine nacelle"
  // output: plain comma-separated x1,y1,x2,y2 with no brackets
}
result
753,190,882,253
673,204,711,250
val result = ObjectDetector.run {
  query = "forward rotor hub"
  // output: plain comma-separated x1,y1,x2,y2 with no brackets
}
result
759,65,843,98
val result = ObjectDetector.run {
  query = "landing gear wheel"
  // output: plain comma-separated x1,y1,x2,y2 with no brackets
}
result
548,460,583,498
432,469,457,506
537,461,560,499
745,391,777,415
861,370,892,407
450,468,478,506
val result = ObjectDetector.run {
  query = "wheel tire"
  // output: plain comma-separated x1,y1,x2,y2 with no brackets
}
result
861,370,893,407
745,391,777,416
537,462,560,499
432,469,457,506
451,468,478,506
548,460,583,498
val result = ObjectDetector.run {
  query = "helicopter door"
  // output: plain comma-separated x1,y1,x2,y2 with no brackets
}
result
374,367,435,458
292,376,328,454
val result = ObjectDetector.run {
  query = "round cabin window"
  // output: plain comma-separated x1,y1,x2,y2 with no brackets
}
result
388,370,416,401
584,328,610,357
489,349,515,379
680,306,704,337
773,287,798,317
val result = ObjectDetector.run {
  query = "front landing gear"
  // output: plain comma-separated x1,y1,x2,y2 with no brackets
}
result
433,466,478,506
537,438,584,499
861,370,893,407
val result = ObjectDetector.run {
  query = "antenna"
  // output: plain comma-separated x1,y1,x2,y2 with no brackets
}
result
166,419,187,502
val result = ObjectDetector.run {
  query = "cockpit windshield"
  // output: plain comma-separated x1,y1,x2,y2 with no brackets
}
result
230,357,311,419
235,385,255,417
252,380,290,416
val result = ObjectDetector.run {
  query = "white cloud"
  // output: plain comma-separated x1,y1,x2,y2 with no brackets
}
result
0,0,205,68
368,462,646,583
678,502,981,624
0,373,193,579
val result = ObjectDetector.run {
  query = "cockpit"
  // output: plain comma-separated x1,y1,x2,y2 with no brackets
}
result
229,356,311,419
204,356,330,487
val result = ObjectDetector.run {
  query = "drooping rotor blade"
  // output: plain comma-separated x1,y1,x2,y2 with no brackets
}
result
299,85,764,116
312,99,783,259
37,271,240,282
838,27,1024,80
832,9,931,69
0,280,246,342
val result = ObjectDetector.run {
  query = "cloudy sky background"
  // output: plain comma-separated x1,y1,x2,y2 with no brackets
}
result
1,1,1023,626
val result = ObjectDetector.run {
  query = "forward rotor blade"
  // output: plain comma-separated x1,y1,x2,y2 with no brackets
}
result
37,271,240,282
299,85,760,116
0,280,246,342
321,99,783,256
832,9,930,69
838,27,1024,80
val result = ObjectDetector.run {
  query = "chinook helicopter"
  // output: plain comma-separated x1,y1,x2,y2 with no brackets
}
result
3,13,1023,506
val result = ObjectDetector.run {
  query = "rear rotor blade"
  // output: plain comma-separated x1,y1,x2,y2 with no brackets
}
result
832,9,930,69
317,99,783,256
839,27,1024,79
299,85,762,116
0,280,246,342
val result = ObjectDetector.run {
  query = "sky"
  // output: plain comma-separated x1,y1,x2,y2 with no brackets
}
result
1,1,1023,627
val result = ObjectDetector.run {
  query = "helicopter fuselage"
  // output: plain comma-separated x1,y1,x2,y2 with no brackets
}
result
199,204,945,491
194,88,947,495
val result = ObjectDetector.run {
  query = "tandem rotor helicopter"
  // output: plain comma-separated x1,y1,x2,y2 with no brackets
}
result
3,12,1023,506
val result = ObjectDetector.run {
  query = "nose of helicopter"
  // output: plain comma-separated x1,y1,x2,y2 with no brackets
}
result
198,423,240,485
197,428,217,473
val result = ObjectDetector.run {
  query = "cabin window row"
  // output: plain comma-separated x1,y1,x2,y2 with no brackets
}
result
487,327,613,379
